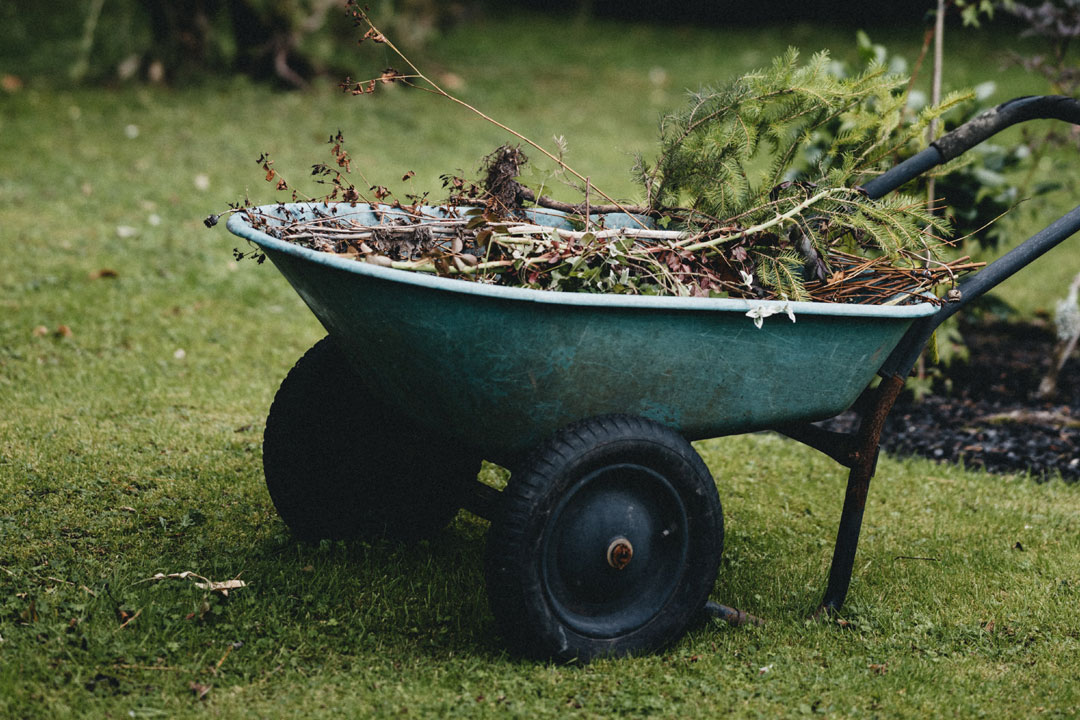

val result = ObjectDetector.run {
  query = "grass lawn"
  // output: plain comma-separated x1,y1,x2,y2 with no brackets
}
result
1,11,1078,718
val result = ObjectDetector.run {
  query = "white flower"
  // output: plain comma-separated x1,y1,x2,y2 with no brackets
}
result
740,270,754,289
780,294,797,324
745,305,775,329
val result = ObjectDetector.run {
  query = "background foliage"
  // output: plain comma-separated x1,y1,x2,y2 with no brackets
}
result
0,1,1035,85
3,4,1080,718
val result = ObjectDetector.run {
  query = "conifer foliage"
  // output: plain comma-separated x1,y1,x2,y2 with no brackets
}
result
637,49,969,299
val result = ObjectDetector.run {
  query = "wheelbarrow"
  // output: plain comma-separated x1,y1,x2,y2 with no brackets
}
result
227,95,1080,662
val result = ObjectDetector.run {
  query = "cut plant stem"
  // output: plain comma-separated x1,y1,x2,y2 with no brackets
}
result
501,224,686,241
680,187,854,253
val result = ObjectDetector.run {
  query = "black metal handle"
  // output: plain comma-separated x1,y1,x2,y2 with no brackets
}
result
863,95,1080,378
933,95,1080,161
861,95,1080,199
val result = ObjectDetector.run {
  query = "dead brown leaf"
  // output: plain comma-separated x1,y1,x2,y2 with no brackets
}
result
362,27,386,43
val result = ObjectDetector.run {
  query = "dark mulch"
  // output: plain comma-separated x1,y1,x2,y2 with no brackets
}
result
825,319,1080,482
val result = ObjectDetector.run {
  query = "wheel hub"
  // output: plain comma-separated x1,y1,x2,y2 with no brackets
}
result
541,463,689,637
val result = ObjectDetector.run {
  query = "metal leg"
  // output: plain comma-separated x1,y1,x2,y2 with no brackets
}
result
816,374,906,615
703,600,765,627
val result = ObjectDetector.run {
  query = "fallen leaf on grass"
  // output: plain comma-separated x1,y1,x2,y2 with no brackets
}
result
89,268,119,280
195,579,246,594
189,681,212,700
143,571,247,596
31,325,73,338
869,663,888,675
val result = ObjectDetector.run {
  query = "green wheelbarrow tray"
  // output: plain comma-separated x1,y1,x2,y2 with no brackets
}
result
227,202,937,465
225,95,1080,661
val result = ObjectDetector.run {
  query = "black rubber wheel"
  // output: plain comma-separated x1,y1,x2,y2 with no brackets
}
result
484,414,723,662
263,336,481,541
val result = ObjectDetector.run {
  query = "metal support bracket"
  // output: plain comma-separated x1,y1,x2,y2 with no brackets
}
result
814,374,906,615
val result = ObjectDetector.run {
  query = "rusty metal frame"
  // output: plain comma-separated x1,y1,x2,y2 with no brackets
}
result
778,375,906,614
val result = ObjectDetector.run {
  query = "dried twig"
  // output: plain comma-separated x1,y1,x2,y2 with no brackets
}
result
346,2,647,228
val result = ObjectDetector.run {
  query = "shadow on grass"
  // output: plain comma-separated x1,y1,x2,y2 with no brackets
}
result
236,508,808,662
237,512,515,660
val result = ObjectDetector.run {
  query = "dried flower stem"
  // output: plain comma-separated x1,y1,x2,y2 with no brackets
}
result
354,8,646,227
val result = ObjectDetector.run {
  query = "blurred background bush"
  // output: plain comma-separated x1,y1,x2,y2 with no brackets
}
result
1,0,1025,87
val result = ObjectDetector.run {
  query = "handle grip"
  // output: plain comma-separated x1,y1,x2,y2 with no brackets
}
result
933,95,1080,162
861,94,1080,199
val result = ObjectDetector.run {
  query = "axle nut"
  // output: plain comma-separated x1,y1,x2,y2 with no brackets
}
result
606,537,633,570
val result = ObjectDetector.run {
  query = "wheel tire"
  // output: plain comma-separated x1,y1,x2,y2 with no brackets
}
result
263,336,480,541
484,414,723,662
